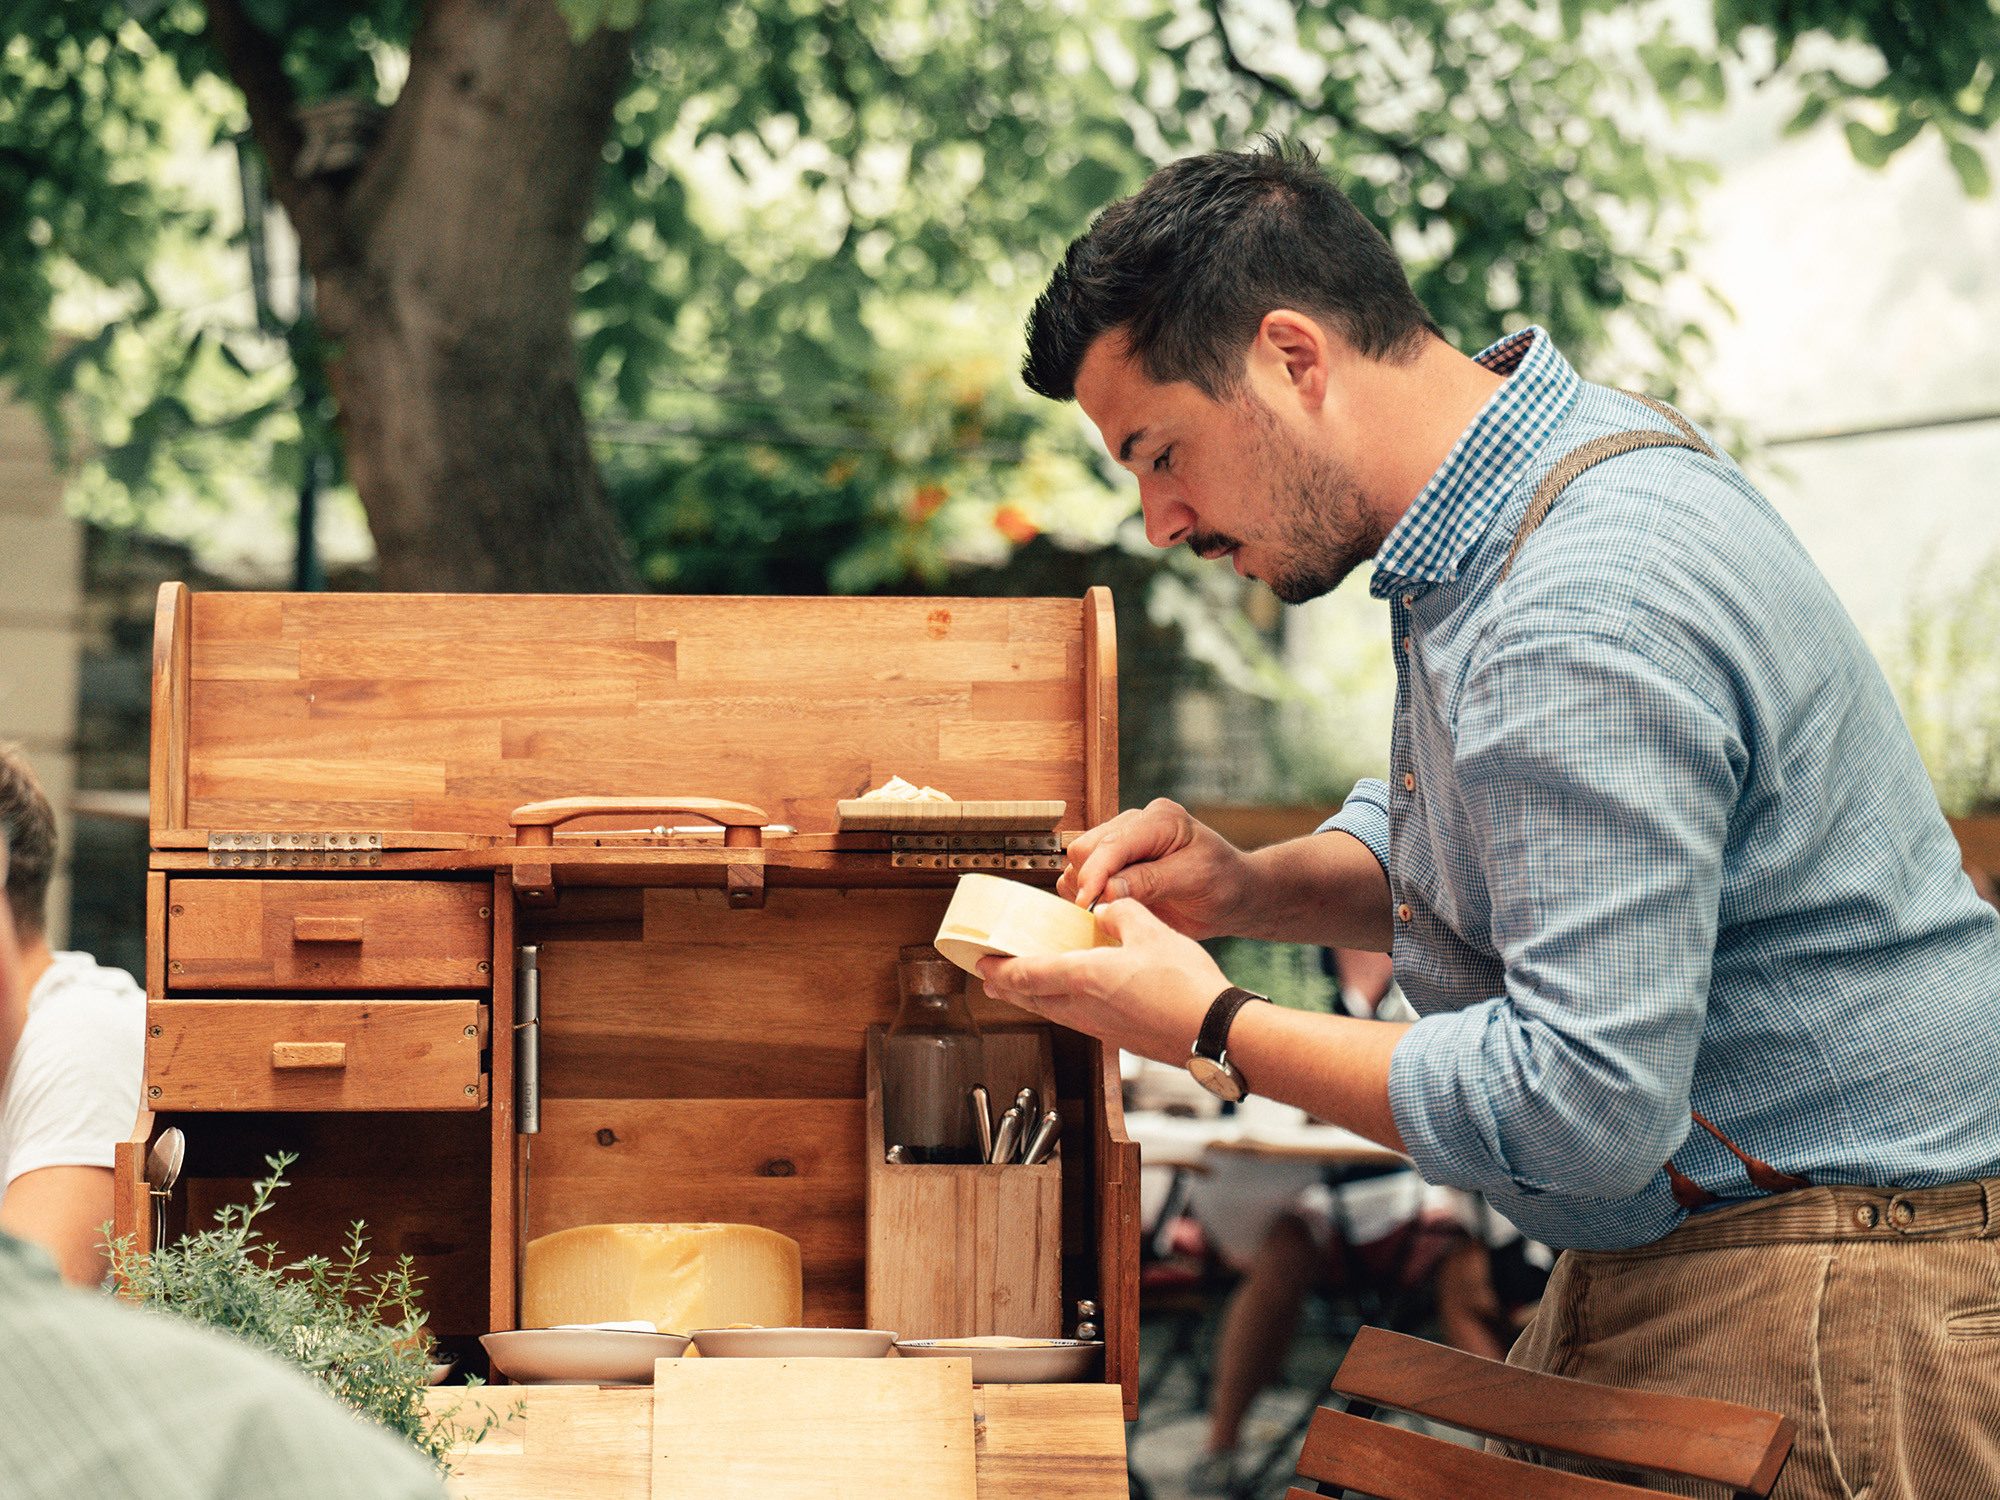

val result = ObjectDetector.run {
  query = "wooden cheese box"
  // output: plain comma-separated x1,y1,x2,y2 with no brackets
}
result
118,584,1140,1416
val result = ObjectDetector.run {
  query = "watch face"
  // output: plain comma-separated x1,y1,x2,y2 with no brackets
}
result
1188,1053,1247,1104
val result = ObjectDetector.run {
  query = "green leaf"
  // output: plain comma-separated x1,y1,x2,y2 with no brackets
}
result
1784,92,1833,136
1948,139,1992,197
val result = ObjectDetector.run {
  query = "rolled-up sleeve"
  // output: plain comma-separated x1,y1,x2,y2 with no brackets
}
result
1388,626,1742,1201
1318,778,1390,877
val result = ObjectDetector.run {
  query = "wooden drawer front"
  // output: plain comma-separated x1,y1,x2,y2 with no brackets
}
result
147,1000,489,1111
168,879,491,990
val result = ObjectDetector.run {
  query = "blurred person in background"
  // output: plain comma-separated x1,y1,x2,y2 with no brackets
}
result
0,825,448,1499
0,743,145,1284
1189,947,1546,1494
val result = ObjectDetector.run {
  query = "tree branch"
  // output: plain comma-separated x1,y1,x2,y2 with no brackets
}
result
201,0,353,269
1200,0,1431,174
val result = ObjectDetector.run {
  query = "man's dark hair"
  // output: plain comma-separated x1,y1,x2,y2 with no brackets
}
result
1022,138,1438,402
0,744,56,936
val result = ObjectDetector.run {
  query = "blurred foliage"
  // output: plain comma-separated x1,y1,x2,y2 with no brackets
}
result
1895,550,2000,814
1,0,1991,596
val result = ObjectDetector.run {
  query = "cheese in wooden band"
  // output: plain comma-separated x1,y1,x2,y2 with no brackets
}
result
1502,392,1812,1210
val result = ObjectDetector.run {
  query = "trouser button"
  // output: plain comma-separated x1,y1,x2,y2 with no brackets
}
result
1853,1203,1878,1229
1889,1198,1917,1228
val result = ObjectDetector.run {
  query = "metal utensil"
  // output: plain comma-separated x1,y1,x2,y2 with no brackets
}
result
1014,1087,1038,1130
990,1106,1023,1165
145,1127,185,1254
1020,1108,1061,1166
969,1086,994,1162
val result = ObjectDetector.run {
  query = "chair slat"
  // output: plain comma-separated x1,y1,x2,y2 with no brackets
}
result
1332,1327,1794,1494
1296,1406,1681,1500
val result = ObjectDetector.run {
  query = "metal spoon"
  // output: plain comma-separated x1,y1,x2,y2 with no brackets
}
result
145,1127,185,1254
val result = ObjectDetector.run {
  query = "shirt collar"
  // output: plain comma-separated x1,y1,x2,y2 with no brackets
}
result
1369,326,1581,599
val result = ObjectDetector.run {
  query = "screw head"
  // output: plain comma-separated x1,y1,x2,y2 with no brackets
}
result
463,1083,478,1096
168,960,183,973
463,1024,478,1038
476,960,490,973
169,904,183,916
148,1086,162,1099
478,907,491,919
149,1024,163,1038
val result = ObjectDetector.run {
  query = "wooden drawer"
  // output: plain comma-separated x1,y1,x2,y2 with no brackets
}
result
167,879,492,990
147,999,490,1111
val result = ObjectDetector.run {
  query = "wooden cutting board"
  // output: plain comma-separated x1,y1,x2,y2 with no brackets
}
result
834,800,1065,833
651,1356,978,1499
429,1385,653,1499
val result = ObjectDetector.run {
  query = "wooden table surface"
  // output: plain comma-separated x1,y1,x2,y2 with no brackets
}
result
425,1377,1127,1500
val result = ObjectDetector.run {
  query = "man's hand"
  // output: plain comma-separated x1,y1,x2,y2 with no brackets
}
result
1058,798,1252,939
975,898,1229,1065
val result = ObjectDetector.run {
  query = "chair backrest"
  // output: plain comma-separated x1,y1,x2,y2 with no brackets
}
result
1288,1325,1794,1500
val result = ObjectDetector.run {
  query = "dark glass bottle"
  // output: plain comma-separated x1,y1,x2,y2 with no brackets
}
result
883,944,985,1164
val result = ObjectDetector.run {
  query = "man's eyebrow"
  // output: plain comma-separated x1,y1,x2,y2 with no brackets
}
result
1117,426,1149,464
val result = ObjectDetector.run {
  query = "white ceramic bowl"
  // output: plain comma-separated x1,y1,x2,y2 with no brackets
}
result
933,873,1106,976
894,1338,1105,1383
480,1328,690,1385
687,1327,897,1358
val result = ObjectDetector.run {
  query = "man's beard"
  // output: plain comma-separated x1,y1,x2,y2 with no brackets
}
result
1189,395,1378,605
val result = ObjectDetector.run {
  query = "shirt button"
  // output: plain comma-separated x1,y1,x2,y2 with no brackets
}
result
1397,903,1413,923
1402,635,1413,653
1852,1203,1878,1229
1402,594,1415,608
1402,772,1416,792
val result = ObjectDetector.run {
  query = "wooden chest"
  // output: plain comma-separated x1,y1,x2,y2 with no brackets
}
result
118,584,1139,1416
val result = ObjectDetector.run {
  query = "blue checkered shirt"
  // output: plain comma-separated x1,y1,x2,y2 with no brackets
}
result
1322,327,2000,1250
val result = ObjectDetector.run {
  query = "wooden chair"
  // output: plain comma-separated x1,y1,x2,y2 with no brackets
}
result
1289,1326,1795,1499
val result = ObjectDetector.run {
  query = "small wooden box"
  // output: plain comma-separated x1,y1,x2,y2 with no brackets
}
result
122,585,1139,1414
864,1025,1062,1340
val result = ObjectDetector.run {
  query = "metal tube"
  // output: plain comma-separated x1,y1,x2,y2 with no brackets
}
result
515,944,541,1135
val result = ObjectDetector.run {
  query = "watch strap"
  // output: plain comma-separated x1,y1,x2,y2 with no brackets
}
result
1196,986,1267,1063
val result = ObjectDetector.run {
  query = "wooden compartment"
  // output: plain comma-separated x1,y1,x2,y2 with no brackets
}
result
166,877,492,990
132,585,1140,1419
865,1025,1063,1340
147,998,489,1111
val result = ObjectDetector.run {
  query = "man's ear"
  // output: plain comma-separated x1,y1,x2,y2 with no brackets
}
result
1248,309,1333,412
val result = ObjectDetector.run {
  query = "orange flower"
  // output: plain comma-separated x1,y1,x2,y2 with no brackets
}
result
993,505,1039,544
911,484,948,521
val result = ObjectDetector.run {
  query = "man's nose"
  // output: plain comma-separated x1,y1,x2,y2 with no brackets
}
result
1139,481,1194,549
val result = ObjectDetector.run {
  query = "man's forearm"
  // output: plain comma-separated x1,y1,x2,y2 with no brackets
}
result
1228,830,1393,950
1223,1001,1409,1153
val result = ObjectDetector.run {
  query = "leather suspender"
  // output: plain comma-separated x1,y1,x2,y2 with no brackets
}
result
1501,392,1812,1209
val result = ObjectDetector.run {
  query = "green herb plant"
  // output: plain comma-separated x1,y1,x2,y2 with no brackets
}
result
108,1151,507,1472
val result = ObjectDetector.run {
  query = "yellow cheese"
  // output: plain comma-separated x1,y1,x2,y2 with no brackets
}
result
934,872,1106,975
523,1222,802,1334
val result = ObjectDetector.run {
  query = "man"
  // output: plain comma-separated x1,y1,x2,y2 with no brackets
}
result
0,743,145,1284
0,830,447,1498
990,140,2000,1495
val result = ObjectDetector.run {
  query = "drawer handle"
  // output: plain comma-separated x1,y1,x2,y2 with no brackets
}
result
293,915,365,944
271,1042,347,1070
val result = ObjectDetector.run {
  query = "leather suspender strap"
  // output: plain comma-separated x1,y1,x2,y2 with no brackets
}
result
1499,392,1717,582
1500,393,1811,1208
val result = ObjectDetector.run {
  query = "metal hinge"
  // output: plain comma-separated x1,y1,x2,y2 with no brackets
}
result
206,830,384,869
889,832,1064,871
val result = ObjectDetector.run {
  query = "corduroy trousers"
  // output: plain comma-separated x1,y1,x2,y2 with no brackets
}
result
1503,1178,2000,1498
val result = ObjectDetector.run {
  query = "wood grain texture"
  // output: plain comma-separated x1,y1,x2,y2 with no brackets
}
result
177,592,1094,843
865,1027,1062,1341
145,871,166,1000
166,877,491,990
1081,586,1117,830
430,1386,654,1500
1330,1326,1795,1493
150,582,192,843
1295,1406,1669,1500
1086,1034,1141,1420
651,1357,977,1500
147,999,487,1111
973,1384,1128,1500
489,873,517,1335
111,1108,155,1260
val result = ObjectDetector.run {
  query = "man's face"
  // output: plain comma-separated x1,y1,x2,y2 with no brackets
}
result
1073,330,1380,604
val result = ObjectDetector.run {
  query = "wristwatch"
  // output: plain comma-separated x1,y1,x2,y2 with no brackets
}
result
1187,986,1269,1103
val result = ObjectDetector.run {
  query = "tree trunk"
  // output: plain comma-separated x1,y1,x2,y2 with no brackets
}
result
208,0,641,592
